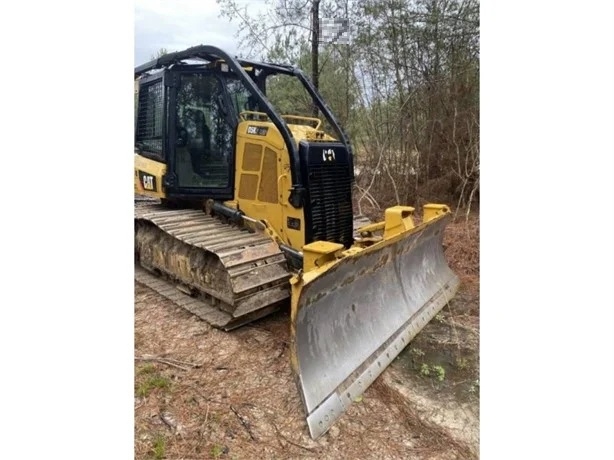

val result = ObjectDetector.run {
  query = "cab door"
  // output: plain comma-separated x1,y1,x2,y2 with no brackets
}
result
165,70,236,201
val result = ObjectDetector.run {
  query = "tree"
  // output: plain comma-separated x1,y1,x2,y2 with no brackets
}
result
150,47,169,60
350,0,479,207
216,1,347,85
218,0,480,209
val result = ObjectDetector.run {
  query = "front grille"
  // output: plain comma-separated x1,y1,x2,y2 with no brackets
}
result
308,164,354,247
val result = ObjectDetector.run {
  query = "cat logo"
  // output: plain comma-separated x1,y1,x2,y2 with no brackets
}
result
142,175,155,190
322,148,336,162
138,171,157,191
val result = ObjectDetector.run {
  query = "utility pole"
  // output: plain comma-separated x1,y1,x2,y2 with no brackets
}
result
311,0,321,117
345,0,350,126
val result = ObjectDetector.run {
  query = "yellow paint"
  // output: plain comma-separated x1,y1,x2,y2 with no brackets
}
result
222,200,239,210
355,221,385,235
292,205,450,281
289,205,453,368
286,123,335,142
423,204,451,222
383,206,416,239
134,153,167,199
281,115,322,130
233,117,334,252
302,241,345,272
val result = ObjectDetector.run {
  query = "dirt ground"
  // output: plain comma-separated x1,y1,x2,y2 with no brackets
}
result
134,213,479,459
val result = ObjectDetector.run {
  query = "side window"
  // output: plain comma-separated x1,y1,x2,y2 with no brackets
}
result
135,80,164,157
175,74,232,188
225,77,252,115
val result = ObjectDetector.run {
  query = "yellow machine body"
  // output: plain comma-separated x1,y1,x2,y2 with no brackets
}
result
134,115,336,253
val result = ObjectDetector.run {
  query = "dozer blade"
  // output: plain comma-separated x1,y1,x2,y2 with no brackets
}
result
291,211,459,439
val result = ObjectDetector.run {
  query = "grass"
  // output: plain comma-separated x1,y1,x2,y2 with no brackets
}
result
210,444,228,458
152,435,166,460
136,374,172,398
137,363,156,375
420,363,446,382
468,379,480,395
432,365,446,382
410,347,425,357
455,357,468,370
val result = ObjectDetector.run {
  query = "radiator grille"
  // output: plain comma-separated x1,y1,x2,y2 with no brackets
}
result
136,80,164,154
308,164,354,247
258,147,278,204
242,143,262,171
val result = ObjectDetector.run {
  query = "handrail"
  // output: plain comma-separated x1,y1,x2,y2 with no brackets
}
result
281,115,322,130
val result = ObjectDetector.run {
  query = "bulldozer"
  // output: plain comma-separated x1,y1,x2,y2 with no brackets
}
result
134,45,460,439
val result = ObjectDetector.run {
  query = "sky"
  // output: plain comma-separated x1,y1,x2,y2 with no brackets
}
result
134,0,264,66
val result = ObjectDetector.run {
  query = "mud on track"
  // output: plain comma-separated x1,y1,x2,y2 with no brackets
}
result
134,215,479,460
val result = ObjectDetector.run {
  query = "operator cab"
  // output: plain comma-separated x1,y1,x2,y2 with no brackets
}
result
135,62,253,200
134,45,354,209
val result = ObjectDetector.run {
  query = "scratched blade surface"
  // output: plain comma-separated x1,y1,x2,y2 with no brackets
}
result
294,215,460,439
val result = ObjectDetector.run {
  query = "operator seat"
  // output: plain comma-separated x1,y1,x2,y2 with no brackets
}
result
184,109,211,176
